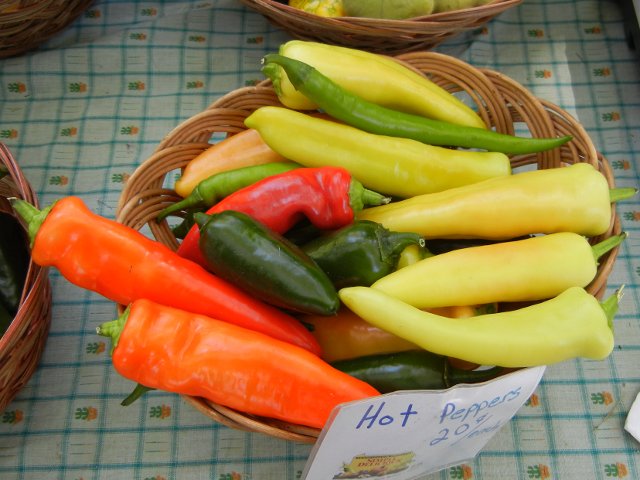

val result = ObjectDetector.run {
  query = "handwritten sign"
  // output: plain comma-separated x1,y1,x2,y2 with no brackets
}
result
303,366,545,480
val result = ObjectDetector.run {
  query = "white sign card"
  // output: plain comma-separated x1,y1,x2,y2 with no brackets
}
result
303,366,545,480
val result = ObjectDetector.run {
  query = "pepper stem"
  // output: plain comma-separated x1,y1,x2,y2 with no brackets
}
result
96,305,130,355
610,187,638,203
600,286,624,332
349,179,390,212
157,191,204,222
592,232,627,263
121,384,155,406
9,198,54,248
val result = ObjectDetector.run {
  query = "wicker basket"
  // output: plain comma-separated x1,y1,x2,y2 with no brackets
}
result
238,0,522,54
0,0,94,59
116,51,622,443
0,144,52,412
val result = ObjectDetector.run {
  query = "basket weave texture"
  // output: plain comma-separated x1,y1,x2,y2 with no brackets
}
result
0,144,52,413
116,51,622,443
0,0,93,59
238,0,522,54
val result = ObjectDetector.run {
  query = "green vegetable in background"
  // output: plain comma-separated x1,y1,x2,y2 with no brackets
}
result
301,220,424,288
195,210,340,315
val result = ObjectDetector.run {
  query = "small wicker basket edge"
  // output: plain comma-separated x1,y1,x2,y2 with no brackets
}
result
237,0,523,54
0,144,52,413
115,52,622,443
0,0,94,59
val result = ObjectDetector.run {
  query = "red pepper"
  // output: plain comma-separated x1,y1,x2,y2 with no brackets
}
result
176,166,387,266
98,299,380,429
11,196,321,355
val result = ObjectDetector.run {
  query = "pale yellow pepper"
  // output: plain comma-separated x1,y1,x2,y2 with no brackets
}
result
372,232,626,308
339,286,618,368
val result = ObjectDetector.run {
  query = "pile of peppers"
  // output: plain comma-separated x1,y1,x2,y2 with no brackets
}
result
17,40,636,430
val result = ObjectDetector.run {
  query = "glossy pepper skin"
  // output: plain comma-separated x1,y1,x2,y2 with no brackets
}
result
302,304,482,363
263,54,572,155
244,107,511,199
331,350,505,393
177,166,388,266
301,220,424,288
372,232,626,308
263,40,486,129
195,210,339,315
97,299,379,429
11,196,321,355
339,286,618,368
0,211,29,316
174,128,287,198
359,163,630,239
157,161,300,221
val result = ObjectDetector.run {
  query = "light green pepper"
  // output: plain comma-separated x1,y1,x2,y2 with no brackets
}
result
245,106,511,198
339,286,619,368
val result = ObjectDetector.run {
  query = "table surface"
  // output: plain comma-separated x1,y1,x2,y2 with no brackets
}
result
1,0,639,479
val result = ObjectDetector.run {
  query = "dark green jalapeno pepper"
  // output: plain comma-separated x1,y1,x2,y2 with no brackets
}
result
0,211,29,316
331,350,505,393
301,220,424,288
262,54,572,155
195,210,339,315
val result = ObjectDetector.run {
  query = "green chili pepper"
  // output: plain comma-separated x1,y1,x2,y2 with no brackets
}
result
262,54,572,155
332,350,505,393
195,210,339,315
301,220,424,288
157,161,300,221
0,211,29,315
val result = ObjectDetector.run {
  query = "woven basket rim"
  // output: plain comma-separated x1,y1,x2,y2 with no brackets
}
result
237,0,523,53
116,52,621,442
0,143,52,413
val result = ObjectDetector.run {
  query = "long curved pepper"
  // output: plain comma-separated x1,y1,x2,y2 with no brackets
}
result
339,286,619,368
262,54,572,155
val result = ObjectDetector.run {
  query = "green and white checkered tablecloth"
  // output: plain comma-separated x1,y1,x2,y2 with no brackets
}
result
0,1,639,478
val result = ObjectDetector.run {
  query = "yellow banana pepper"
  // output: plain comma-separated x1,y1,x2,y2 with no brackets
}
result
262,40,487,129
244,106,511,198
372,232,626,308
358,163,632,238
339,286,619,368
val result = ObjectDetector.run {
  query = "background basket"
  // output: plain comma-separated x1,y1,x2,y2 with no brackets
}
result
0,0,93,59
0,144,52,412
238,0,522,54
116,51,622,443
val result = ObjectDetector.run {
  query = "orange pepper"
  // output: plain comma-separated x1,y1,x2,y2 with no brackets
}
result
174,129,286,198
304,304,482,363
12,196,321,355
98,299,380,429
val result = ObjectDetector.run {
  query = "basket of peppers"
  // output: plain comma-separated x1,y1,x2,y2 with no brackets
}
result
0,144,52,412
237,0,522,55
13,42,630,443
